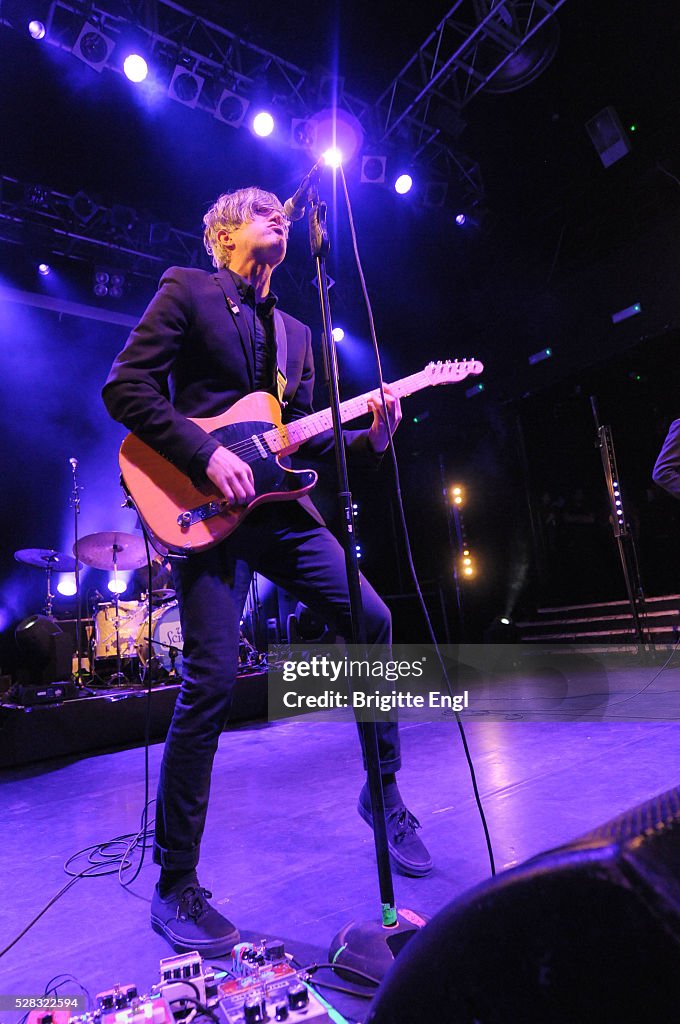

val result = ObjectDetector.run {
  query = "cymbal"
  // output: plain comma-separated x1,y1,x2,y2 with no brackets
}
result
151,588,176,603
14,548,81,572
77,531,148,571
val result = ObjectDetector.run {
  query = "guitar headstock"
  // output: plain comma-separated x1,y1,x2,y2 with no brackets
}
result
423,358,484,384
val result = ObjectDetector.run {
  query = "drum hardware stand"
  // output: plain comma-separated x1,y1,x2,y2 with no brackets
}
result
590,396,648,647
43,561,56,619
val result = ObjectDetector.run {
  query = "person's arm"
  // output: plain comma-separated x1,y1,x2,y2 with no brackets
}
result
104,268,257,505
102,267,220,475
652,419,680,500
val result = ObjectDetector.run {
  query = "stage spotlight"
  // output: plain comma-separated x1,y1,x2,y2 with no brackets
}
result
57,575,77,597
28,20,46,40
455,213,467,225
108,272,126,299
312,108,364,165
123,53,148,83
361,155,387,183
323,147,343,168
461,557,475,578
72,23,115,71
69,190,98,224
483,615,519,643
332,327,345,342
108,577,127,595
93,269,109,297
252,111,275,137
291,117,317,149
214,89,250,127
424,182,448,207
169,66,204,107
37,263,51,276
395,174,413,195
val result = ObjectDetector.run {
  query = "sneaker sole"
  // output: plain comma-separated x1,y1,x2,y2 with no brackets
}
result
151,914,240,957
357,800,433,877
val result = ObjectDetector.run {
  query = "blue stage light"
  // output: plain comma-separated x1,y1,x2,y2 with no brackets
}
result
123,54,148,83
252,111,274,137
395,174,413,195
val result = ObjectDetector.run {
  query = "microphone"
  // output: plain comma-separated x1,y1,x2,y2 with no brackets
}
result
282,156,326,221
69,457,78,470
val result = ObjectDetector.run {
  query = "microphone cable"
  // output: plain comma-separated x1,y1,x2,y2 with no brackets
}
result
336,165,496,877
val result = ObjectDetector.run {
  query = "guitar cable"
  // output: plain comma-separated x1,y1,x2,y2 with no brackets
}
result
338,166,497,877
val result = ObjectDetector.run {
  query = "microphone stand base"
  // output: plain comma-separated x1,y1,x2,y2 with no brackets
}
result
329,910,428,984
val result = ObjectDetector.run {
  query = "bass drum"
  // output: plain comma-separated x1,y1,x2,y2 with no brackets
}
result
137,600,183,678
94,600,146,659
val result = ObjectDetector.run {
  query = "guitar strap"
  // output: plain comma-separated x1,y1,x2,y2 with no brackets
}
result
273,309,288,407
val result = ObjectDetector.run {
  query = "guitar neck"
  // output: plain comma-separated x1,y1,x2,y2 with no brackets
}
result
264,370,431,454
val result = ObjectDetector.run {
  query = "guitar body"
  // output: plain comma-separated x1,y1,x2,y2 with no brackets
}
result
119,392,317,555
118,359,484,556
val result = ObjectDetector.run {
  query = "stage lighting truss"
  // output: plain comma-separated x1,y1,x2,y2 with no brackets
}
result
0,175,203,285
2,0,565,206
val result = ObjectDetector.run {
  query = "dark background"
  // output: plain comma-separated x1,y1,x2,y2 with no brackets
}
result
2,0,680,670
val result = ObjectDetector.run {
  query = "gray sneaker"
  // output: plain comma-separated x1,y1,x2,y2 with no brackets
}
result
151,881,240,956
358,797,433,877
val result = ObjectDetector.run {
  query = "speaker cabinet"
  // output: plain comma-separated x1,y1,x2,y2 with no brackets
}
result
367,787,680,1023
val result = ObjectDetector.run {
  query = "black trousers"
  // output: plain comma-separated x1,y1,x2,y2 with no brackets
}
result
154,503,400,870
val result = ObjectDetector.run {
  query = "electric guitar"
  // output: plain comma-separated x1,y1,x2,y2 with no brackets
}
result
119,358,483,555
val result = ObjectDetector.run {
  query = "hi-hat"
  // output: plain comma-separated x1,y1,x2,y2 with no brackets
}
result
77,532,148,571
14,548,81,572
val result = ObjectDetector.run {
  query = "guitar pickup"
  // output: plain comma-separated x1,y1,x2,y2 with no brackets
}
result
178,500,229,529
251,434,268,459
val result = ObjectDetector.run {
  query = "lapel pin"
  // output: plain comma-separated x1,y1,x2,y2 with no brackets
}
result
227,297,240,315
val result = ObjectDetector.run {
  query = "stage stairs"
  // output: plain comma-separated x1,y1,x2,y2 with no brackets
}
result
515,594,680,646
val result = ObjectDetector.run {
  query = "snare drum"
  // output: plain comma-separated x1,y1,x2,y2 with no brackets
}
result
137,600,183,676
94,601,147,659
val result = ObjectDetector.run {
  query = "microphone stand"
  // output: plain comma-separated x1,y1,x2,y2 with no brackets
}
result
70,459,86,685
306,196,421,979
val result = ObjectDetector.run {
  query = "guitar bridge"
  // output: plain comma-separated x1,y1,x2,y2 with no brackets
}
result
178,500,229,529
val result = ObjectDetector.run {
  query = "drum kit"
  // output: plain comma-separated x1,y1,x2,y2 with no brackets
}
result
14,531,183,686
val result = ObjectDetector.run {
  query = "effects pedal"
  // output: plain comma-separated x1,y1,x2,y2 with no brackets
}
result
156,951,217,1006
217,941,329,1024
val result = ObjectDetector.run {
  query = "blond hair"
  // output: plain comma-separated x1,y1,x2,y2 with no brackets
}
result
203,186,286,268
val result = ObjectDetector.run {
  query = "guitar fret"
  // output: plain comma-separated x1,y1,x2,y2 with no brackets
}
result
268,363,481,455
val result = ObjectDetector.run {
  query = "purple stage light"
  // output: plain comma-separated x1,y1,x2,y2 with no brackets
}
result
123,54,148,83
455,213,466,225
252,111,274,137
38,263,51,276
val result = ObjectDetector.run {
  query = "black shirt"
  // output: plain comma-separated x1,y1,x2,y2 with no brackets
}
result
228,269,278,395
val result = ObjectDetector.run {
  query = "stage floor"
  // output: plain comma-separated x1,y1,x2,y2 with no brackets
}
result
2,688,680,1021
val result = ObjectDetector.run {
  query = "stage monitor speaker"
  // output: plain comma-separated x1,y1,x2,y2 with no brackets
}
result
366,786,680,1024
14,614,74,685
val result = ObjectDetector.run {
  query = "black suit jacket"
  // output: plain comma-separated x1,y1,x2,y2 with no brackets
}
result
103,266,376,524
